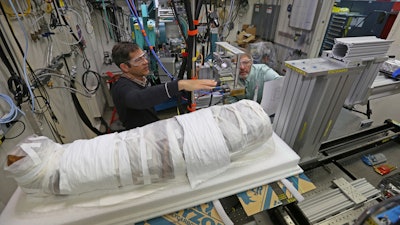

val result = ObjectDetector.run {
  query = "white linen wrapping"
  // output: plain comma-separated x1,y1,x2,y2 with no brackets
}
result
176,108,231,188
59,133,120,194
4,100,274,195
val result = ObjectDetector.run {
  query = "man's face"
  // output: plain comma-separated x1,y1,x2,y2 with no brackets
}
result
239,55,252,79
125,50,150,77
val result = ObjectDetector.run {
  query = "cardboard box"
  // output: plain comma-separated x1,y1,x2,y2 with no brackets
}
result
237,173,316,216
237,184,282,216
242,24,257,36
237,30,256,48
136,202,224,225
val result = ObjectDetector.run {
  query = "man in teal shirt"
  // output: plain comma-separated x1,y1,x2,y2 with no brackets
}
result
235,52,282,103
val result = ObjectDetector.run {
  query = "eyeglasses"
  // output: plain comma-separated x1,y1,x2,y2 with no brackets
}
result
240,59,252,66
126,52,148,66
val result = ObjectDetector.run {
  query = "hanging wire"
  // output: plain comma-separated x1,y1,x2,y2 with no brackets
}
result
125,0,175,79
7,0,35,111
0,94,25,124
2,1,65,143
221,0,237,40
101,0,116,40
49,6,84,46
4,120,26,139
81,70,101,94
96,10,131,42
170,0,187,46
33,71,94,97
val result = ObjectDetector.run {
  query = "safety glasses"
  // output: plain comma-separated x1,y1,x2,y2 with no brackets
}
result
126,52,149,66
240,59,253,66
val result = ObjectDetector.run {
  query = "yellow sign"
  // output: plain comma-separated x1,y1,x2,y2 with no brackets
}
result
285,63,306,75
328,68,348,74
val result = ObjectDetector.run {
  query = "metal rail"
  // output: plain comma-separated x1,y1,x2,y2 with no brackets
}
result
297,178,380,224
300,119,400,170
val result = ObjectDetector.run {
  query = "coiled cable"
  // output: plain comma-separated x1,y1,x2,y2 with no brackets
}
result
0,93,25,124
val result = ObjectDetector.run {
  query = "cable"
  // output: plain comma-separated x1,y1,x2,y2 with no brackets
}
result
102,0,116,41
29,70,65,143
7,75,29,106
125,0,174,79
4,120,26,140
30,94,64,144
96,10,131,42
34,71,92,97
212,200,234,225
75,44,101,94
2,2,65,142
0,2,33,109
7,0,35,111
195,0,204,19
220,0,237,40
183,0,195,80
33,72,92,97
50,8,84,46
0,94,25,124
170,0,187,45
62,56,110,135
81,70,101,94
0,20,20,77
49,86,94,97
41,10,111,136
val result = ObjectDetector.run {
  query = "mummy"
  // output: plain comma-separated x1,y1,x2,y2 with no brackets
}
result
4,100,273,195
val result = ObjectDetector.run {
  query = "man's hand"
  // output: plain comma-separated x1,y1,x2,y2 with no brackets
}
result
178,79,217,91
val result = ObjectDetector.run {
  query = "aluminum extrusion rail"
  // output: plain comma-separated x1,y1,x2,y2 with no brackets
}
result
300,119,400,170
297,178,380,224
331,36,393,62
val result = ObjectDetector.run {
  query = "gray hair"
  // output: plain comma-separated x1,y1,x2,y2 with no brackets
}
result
237,47,253,61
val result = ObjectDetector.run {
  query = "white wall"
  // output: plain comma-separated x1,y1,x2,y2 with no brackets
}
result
222,0,334,74
0,1,120,212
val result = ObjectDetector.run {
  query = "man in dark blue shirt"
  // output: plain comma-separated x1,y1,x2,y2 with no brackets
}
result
111,42,216,130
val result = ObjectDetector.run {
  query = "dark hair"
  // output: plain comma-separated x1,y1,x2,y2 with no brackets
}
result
112,42,141,68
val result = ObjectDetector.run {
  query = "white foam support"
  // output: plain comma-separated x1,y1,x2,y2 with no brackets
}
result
0,133,302,225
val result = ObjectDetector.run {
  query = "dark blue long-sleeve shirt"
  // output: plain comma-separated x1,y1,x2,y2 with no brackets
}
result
111,77,179,129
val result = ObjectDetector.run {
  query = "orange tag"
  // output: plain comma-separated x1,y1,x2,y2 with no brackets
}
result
374,164,397,175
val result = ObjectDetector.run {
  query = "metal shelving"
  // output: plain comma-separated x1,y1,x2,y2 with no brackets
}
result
320,13,366,55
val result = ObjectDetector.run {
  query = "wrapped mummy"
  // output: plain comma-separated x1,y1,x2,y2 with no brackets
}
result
4,100,273,195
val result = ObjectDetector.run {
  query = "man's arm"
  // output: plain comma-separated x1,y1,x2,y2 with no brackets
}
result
177,79,217,91
259,64,281,82
117,79,216,110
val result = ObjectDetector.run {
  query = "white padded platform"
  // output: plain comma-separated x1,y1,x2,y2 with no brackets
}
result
0,133,302,225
